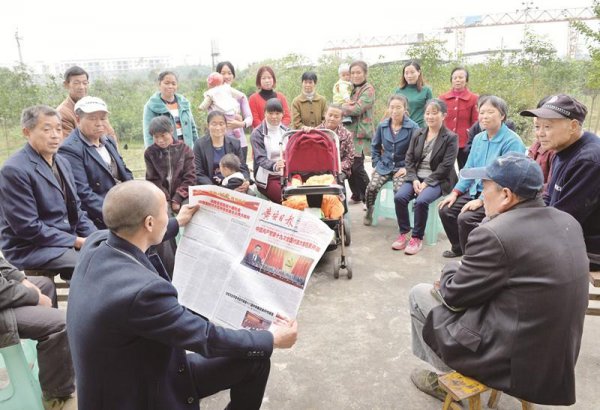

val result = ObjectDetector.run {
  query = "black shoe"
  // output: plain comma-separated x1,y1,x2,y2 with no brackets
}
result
442,249,463,258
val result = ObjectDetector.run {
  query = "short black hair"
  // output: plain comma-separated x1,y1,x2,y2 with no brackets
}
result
265,98,283,113
64,66,88,82
450,66,469,82
148,116,174,136
301,71,318,83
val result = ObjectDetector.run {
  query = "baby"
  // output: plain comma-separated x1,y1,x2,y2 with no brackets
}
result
199,72,246,138
219,153,247,190
332,63,353,124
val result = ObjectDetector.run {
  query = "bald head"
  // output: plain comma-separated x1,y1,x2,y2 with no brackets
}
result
103,180,164,234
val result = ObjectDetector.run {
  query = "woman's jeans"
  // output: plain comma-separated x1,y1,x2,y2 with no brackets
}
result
394,182,442,239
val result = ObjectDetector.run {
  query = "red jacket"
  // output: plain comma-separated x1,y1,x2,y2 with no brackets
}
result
439,88,478,148
248,91,291,128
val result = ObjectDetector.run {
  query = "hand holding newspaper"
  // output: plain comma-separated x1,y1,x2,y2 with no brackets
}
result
172,185,334,331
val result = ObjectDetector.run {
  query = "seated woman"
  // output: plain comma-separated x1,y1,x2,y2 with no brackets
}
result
193,110,250,193
250,98,290,203
438,95,526,258
393,99,458,255
364,95,418,226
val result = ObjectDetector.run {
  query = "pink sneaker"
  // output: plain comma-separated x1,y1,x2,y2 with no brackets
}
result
392,233,410,250
405,237,423,255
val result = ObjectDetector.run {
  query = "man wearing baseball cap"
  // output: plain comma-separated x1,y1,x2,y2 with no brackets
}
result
59,96,133,229
409,152,588,406
521,94,600,270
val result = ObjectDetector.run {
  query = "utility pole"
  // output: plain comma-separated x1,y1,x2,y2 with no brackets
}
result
211,40,220,71
15,29,24,66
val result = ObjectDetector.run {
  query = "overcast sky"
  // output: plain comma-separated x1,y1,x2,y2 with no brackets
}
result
0,0,595,69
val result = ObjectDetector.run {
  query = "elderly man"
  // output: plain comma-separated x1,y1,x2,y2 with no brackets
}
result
59,96,133,229
0,105,96,278
520,94,600,270
56,66,117,141
0,257,76,410
67,180,298,410
409,153,588,406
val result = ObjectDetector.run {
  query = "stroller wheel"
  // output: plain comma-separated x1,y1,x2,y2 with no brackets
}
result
343,221,351,247
333,258,340,279
345,257,353,279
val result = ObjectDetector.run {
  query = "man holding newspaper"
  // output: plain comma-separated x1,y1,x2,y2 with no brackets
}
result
66,180,298,410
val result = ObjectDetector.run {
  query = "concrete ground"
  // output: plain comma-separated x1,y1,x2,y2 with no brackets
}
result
202,202,600,410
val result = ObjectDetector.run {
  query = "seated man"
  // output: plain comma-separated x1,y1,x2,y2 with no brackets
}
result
56,65,118,142
520,94,600,270
59,96,133,228
67,180,298,409
0,105,96,278
409,153,588,406
0,257,76,409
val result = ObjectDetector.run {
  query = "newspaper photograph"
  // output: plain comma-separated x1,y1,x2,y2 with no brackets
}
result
172,185,334,331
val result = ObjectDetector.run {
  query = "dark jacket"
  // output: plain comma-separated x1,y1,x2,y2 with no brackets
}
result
0,144,96,269
371,115,418,175
0,258,39,348
145,141,196,205
404,125,458,195
193,135,250,185
544,131,600,260
423,199,589,405
67,225,273,410
59,128,133,228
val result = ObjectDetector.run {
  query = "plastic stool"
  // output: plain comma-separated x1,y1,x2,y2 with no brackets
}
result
0,340,44,410
372,182,444,245
371,182,396,226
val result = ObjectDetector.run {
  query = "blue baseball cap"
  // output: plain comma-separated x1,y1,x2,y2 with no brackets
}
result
460,152,543,199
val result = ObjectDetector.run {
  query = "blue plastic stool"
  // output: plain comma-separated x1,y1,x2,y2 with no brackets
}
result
0,340,44,410
371,182,396,226
372,181,444,245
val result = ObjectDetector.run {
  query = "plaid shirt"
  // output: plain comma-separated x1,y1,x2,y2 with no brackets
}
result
318,123,355,177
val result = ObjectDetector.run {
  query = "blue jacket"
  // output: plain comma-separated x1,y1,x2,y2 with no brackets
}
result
67,226,273,410
59,128,134,228
545,132,600,258
143,92,199,149
371,115,418,175
455,123,526,197
0,144,96,269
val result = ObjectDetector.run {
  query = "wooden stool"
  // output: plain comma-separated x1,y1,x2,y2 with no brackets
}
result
438,372,533,410
588,271,600,316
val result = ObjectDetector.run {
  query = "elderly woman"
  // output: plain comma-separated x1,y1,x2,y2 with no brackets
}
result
364,95,418,226
250,98,290,203
438,95,526,258
393,99,458,255
248,66,291,129
439,66,479,169
143,71,198,148
394,60,433,128
342,60,375,205
193,111,250,192
216,61,253,161
316,104,355,178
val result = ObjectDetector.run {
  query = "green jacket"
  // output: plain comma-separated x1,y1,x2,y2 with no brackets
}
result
343,82,375,155
143,92,198,149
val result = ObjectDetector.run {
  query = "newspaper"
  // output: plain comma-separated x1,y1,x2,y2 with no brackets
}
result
172,185,334,331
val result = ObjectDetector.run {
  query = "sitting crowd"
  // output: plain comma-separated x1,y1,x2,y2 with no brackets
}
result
0,59,598,410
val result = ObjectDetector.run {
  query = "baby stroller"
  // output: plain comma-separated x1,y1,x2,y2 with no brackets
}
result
280,129,352,279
